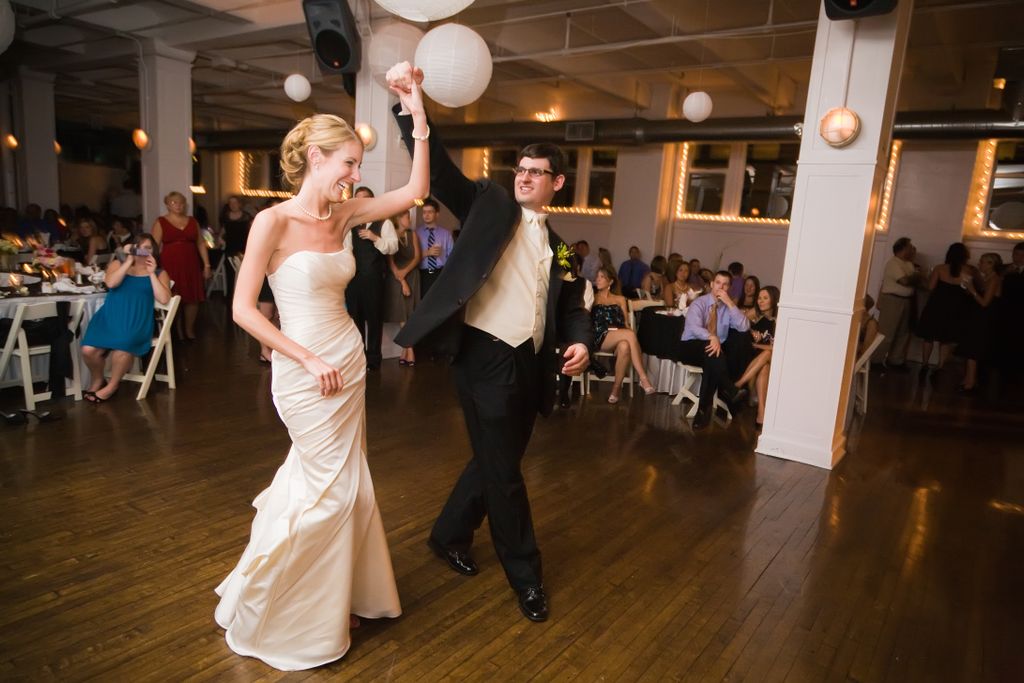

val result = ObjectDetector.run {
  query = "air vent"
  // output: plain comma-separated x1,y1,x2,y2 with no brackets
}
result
565,121,596,142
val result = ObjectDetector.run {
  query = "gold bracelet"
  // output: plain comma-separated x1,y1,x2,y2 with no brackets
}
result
411,125,430,141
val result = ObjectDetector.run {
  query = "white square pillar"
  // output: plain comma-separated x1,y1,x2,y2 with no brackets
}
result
140,41,195,226
755,2,914,469
13,68,59,211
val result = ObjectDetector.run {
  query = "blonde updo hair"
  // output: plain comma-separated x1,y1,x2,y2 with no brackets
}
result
280,114,361,192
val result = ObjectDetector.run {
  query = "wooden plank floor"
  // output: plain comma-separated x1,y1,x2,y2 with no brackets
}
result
1,301,1022,681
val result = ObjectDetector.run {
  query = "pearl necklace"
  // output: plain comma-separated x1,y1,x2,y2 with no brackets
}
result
294,199,332,222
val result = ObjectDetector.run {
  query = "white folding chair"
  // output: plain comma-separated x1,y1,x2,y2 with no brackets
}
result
637,289,652,301
206,254,228,296
853,333,885,415
0,300,86,410
117,295,181,400
590,303,637,398
671,363,732,421
628,299,663,335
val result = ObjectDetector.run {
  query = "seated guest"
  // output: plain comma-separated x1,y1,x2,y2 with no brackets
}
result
688,258,704,290
639,255,667,301
738,275,761,321
598,246,615,274
107,218,134,254
592,267,655,403
727,261,745,301
858,294,880,355
618,245,650,298
732,286,779,428
674,270,750,429
43,209,67,240
957,252,1002,393
75,218,110,265
16,203,48,239
664,254,684,284
917,242,974,372
667,261,701,313
698,268,714,294
80,234,172,403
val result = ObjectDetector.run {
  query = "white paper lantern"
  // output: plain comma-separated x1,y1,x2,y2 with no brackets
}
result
682,91,713,123
284,74,312,102
0,0,15,56
374,0,475,23
367,21,424,86
818,107,860,147
415,24,492,109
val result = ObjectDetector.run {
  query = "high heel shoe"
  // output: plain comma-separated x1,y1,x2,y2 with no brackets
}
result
640,380,655,395
607,392,620,404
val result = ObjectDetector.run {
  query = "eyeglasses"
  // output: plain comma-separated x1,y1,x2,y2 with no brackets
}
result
513,166,555,178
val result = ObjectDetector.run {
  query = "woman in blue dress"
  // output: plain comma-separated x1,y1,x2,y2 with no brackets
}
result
81,233,172,402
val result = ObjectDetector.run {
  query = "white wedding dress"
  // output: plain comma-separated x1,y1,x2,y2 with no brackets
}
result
214,248,401,671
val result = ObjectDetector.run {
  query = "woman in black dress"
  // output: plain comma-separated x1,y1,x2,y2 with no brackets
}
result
957,252,1002,393
917,242,974,371
733,285,779,427
591,267,655,403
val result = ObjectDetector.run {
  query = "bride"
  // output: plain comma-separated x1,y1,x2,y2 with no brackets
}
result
214,62,429,671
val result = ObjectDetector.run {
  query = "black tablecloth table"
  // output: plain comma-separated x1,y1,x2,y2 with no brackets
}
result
637,307,686,360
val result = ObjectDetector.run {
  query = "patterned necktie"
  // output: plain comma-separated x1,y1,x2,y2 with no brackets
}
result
426,228,436,270
707,298,718,338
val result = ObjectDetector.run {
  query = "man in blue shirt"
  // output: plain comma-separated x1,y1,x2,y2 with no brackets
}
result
617,245,649,298
677,270,751,429
415,197,454,298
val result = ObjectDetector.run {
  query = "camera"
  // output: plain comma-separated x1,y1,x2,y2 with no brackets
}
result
134,246,151,258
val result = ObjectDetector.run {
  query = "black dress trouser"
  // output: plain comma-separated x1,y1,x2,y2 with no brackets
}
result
345,273,385,367
431,325,543,591
674,333,751,410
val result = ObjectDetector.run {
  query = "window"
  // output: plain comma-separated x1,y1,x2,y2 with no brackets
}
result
740,143,800,219
587,149,617,209
550,149,578,208
685,143,731,215
987,141,1024,232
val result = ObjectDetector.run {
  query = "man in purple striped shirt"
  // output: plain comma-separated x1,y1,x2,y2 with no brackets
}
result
677,270,751,429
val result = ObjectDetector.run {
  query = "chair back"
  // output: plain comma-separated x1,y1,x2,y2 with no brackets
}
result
853,333,885,374
637,289,652,300
0,301,60,376
628,299,662,332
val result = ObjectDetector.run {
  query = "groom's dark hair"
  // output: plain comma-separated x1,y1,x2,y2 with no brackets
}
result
519,143,566,178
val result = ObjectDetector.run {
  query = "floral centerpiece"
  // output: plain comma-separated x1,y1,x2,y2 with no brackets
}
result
0,238,18,270
34,247,65,270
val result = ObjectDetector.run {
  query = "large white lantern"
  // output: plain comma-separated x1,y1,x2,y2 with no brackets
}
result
0,0,14,56
374,0,475,23
415,24,492,109
819,107,860,147
367,21,424,86
682,91,713,123
284,74,312,102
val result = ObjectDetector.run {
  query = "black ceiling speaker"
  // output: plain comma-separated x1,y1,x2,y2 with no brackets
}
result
824,0,898,20
302,0,361,74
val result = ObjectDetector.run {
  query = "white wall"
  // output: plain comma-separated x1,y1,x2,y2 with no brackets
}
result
58,161,125,212
670,220,789,286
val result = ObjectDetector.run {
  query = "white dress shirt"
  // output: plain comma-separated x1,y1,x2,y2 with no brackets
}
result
464,207,553,351
343,219,399,255
881,256,915,297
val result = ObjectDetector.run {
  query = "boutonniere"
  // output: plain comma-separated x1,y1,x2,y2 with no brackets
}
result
555,242,576,281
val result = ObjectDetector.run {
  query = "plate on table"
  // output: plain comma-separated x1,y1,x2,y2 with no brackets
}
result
0,273,41,287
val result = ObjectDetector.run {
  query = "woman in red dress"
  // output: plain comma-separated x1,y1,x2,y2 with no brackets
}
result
152,190,211,339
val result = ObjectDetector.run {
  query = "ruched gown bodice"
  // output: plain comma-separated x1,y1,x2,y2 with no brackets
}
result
214,248,401,671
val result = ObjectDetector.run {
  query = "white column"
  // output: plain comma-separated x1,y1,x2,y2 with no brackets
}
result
353,40,410,196
755,2,913,469
139,41,195,226
0,81,16,208
13,69,59,210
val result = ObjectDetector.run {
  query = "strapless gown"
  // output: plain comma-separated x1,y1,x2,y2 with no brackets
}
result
214,248,401,671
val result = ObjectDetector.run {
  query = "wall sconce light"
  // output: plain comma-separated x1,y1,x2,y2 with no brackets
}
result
3,134,18,150
189,137,197,155
53,140,62,155
819,107,860,148
355,123,377,151
132,128,150,150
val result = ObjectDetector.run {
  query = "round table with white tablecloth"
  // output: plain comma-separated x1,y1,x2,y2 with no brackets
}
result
0,292,107,388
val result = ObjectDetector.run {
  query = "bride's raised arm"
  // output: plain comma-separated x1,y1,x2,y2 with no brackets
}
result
342,62,430,230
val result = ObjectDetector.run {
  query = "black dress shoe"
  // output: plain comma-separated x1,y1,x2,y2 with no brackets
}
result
727,387,748,413
427,538,478,576
517,586,548,622
692,408,712,430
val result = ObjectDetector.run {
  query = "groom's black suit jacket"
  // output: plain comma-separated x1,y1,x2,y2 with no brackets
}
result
392,106,594,416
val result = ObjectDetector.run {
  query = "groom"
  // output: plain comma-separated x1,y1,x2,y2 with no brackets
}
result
389,66,593,622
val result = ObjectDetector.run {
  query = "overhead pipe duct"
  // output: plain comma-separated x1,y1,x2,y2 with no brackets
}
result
194,110,1024,151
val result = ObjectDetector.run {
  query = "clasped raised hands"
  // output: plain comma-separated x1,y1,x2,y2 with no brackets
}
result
385,61,426,117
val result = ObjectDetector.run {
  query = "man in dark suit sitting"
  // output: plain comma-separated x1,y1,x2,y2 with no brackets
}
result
389,64,594,623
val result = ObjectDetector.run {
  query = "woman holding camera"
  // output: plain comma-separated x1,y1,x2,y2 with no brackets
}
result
80,234,172,403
